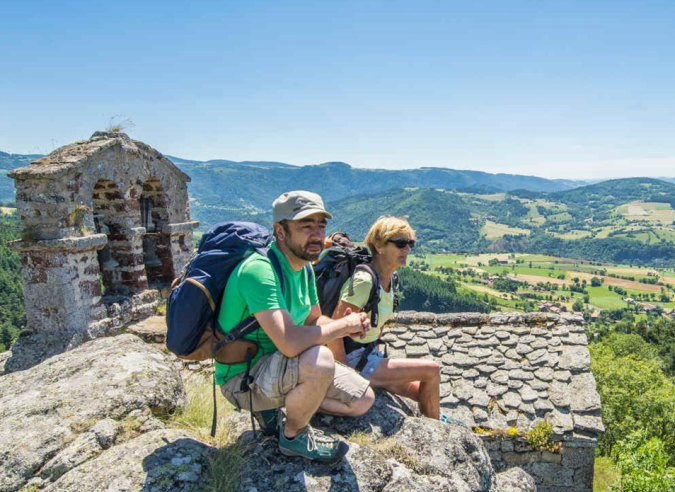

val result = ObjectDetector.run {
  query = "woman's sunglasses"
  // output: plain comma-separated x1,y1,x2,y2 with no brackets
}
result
387,238,416,249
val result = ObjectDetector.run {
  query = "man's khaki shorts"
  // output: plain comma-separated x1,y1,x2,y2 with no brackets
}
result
220,350,370,412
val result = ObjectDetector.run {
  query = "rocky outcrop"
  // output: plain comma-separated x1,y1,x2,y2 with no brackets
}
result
226,390,535,492
0,334,187,491
0,333,535,492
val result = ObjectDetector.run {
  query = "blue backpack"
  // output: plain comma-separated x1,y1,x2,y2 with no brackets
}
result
166,221,287,437
166,221,284,363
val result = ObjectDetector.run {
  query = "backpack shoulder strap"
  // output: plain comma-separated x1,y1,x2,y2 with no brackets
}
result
391,271,400,312
216,247,285,344
354,263,380,327
266,248,286,296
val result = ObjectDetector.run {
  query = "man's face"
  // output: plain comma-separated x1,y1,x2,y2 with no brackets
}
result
278,214,327,262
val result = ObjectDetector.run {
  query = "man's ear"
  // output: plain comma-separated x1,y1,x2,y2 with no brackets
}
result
273,222,285,240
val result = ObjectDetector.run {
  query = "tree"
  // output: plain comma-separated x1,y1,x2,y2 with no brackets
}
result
0,324,12,351
590,338,675,460
572,299,584,312
611,431,675,492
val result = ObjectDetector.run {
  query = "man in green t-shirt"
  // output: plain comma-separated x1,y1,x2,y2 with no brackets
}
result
218,190,374,463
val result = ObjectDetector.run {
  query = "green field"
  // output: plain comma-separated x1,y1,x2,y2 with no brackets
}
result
549,229,592,240
458,192,506,202
412,252,675,316
584,286,627,309
481,220,531,239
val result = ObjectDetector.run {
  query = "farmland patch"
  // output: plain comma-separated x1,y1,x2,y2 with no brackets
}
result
481,220,530,239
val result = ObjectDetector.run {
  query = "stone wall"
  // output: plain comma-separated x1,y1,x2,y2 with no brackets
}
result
480,434,595,491
384,311,603,492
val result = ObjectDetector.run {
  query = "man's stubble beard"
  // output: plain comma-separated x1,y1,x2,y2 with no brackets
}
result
283,233,323,262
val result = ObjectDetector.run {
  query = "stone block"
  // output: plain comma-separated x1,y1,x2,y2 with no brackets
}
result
502,391,522,408
519,385,539,402
541,451,562,463
562,446,595,469
569,373,601,412
502,451,538,465
468,347,492,358
573,413,605,434
520,334,536,344
470,389,491,407
490,370,509,384
531,338,549,349
487,382,509,397
515,343,533,355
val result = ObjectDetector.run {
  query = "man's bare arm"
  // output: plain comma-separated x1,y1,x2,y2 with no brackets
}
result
254,308,369,358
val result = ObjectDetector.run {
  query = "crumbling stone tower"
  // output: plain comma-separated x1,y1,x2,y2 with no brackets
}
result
6,132,197,372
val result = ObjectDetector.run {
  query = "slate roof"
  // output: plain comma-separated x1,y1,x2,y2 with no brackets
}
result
382,311,604,441
8,131,189,182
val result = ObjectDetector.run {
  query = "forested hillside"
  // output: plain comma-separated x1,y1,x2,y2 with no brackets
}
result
329,188,488,251
0,151,39,203
0,212,24,350
0,149,582,209
324,180,675,266
397,267,491,313
5,146,675,268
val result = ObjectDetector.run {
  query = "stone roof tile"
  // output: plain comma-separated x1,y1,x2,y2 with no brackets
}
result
389,311,603,439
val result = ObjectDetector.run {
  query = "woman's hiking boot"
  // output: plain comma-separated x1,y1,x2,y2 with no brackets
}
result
278,424,349,463
253,408,280,436
441,414,468,428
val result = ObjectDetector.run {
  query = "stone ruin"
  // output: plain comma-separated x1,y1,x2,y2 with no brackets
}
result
5,132,198,372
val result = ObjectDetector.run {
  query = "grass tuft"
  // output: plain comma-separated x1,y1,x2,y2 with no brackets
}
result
163,374,245,492
347,431,426,473
104,115,135,133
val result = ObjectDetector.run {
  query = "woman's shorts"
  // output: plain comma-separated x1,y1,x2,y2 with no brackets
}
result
346,346,386,380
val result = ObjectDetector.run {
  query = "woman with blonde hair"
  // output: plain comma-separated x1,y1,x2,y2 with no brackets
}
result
327,216,444,420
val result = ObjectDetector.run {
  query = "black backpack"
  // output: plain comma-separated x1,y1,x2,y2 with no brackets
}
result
314,232,399,328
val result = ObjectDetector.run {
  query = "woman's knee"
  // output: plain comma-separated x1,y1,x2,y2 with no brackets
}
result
423,360,441,382
350,386,375,416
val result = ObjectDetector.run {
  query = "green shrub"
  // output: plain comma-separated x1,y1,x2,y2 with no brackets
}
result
611,431,675,492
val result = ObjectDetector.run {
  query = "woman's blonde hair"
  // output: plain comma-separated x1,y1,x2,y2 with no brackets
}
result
364,216,416,255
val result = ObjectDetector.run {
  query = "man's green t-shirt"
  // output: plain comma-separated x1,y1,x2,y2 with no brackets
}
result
214,242,318,385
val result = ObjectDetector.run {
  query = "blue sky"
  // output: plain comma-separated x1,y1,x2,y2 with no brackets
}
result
1,0,674,179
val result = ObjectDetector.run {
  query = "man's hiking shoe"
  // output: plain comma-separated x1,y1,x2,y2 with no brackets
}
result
253,408,280,436
279,425,349,463
441,414,468,428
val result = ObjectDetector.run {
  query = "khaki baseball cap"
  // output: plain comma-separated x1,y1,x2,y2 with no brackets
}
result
272,190,333,222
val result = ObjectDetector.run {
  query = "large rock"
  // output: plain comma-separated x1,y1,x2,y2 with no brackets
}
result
45,429,213,492
0,334,186,492
1,334,535,492
227,391,535,492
